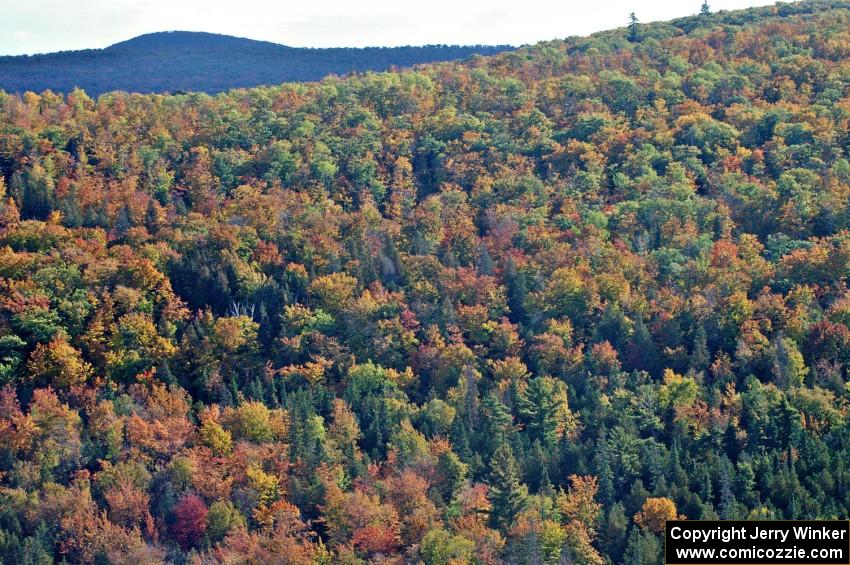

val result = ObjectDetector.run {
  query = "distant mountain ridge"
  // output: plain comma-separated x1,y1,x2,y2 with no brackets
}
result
106,31,286,51
0,31,515,96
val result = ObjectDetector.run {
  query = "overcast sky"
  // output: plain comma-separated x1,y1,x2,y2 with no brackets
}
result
5,0,780,56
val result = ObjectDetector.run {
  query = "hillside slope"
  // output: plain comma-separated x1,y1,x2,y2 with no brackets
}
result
4,1,850,563
0,31,513,95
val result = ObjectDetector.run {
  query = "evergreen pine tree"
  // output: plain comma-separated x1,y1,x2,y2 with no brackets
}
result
648,446,667,494
669,440,688,487
624,525,661,565
476,243,494,276
623,526,643,565
626,317,658,375
22,521,54,565
690,324,710,373
595,428,615,506
526,440,550,493
628,13,641,42
603,502,630,563
516,376,559,446
257,303,273,352
700,465,714,507
719,460,737,519
771,335,808,389
488,442,528,530
503,257,529,324
249,377,265,403
156,359,175,385
478,392,513,459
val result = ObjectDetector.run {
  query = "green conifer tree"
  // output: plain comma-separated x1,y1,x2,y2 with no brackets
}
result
628,13,640,42
488,442,528,530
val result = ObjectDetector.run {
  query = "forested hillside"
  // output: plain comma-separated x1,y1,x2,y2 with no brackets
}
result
4,1,850,563
0,32,513,96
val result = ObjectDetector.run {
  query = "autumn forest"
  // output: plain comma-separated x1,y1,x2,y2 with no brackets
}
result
3,1,850,563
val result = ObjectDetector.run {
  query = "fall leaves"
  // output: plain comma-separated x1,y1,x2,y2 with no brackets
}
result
5,1,850,563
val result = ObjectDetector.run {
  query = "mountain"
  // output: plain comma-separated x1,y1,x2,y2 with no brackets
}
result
8,0,850,563
0,31,514,96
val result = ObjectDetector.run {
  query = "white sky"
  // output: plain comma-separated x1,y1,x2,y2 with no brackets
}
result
5,0,780,56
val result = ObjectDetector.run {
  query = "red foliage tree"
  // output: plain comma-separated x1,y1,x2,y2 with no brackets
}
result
169,494,208,549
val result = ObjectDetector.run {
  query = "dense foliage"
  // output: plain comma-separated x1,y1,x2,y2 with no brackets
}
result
0,32,513,96
4,1,850,563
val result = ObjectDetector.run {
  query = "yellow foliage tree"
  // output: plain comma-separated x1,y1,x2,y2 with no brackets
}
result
634,497,680,533
27,336,93,389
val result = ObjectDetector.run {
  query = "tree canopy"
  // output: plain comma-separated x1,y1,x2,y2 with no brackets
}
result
3,1,850,563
